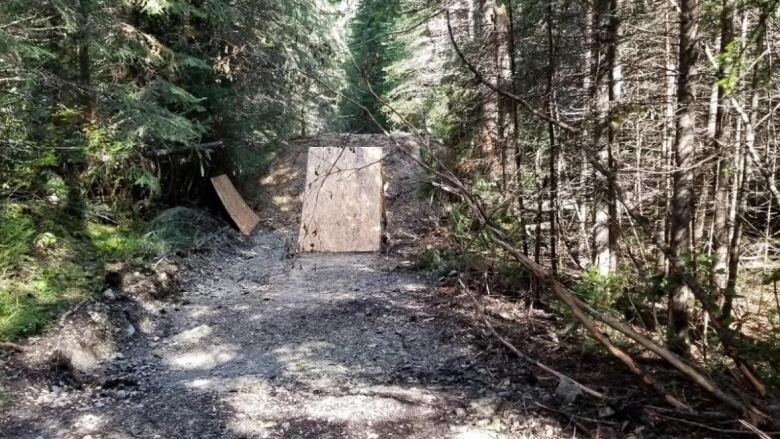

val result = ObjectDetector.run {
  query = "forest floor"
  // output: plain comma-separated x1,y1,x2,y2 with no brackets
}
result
0,135,702,438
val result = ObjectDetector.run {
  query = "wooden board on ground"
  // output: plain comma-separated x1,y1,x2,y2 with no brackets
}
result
211,174,260,236
298,146,384,252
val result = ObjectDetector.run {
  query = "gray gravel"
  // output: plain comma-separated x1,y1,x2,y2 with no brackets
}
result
0,227,565,438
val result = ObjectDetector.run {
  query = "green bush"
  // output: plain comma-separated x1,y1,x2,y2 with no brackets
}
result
572,267,630,311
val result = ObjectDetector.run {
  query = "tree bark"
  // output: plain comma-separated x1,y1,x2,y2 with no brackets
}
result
668,0,700,355
710,0,735,297
547,1,558,274
506,0,530,256
77,0,95,125
659,2,676,272
591,0,619,275
723,9,768,321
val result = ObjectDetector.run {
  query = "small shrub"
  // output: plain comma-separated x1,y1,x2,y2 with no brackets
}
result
572,267,629,311
144,207,222,254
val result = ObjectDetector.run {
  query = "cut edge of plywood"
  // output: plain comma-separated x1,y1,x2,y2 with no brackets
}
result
210,174,260,236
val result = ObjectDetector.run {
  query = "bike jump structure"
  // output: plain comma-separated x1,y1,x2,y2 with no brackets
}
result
297,146,384,253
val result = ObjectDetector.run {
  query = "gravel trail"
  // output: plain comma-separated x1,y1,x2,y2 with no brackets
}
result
1,135,554,438
1,227,539,438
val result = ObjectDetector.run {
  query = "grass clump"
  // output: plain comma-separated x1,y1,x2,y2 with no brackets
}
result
0,203,216,341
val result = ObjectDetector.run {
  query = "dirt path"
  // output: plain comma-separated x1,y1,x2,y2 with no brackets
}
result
0,135,573,438
0,232,555,439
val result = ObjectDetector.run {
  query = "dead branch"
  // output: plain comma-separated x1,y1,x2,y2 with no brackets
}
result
142,141,225,159
649,410,778,436
0,342,26,352
457,278,607,400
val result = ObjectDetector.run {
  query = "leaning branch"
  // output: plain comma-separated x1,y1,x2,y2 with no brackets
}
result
458,278,607,400
0,342,26,352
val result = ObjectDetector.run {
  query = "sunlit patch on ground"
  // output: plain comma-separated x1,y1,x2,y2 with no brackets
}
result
163,344,238,370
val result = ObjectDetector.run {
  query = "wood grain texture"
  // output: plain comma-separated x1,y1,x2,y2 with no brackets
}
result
211,174,260,235
298,146,384,252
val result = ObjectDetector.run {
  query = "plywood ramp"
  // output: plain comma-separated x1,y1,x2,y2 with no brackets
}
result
298,146,384,252
211,174,260,236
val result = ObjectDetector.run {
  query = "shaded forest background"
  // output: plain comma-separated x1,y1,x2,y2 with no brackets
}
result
2,0,780,425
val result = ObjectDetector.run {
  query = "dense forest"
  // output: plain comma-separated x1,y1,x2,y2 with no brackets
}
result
348,0,780,402
0,0,346,338
3,0,780,433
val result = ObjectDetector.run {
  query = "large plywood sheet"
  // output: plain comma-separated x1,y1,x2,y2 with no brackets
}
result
211,174,260,236
298,146,383,252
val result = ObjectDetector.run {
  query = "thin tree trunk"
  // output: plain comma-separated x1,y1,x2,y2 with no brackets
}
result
668,0,700,355
723,9,767,320
606,0,621,273
592,0,612,275
710,0,735,296
535,150,544,266
506,0,530,256
659,2,676,272
494,4,511,187
78,0,95,125
578,0,594,268
546,1,558,274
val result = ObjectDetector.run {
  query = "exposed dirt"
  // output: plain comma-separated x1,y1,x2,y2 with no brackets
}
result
252,133,441,257
0,134,697,438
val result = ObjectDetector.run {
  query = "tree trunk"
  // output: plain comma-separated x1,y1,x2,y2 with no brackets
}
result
591,0,613,276
606,0,621,273
659,2,676,272
668,0,700,355
710,0,735,297
494,4,511,187
473,0,501,173
591,0,619,275
547,1,558,274
723,9,767,321
578,0,594,268
78,0,95,125
506,0,530,256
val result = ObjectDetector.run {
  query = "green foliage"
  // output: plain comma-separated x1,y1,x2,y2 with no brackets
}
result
143,207,221,255
0,208,35,277
415,247,487,276
1,0,344,204
0,0,348,343
0,202,216,341
338,0,402,132
1,203,103,340
572,267,630,311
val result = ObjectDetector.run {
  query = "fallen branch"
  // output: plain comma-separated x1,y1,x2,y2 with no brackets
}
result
649,410,778,436
483,218,769,422
0,342,26,352
457,278,607,400
142,141,225,159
